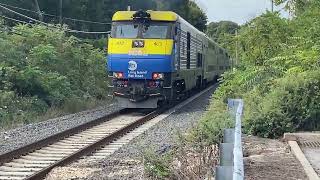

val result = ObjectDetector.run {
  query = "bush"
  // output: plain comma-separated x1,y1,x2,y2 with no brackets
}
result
199,3,320,139
143,149,172,179
192,99,233,146
244,70,320,138
0,23,109,128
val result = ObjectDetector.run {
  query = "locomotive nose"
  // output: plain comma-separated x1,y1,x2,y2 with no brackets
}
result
108,39,174,80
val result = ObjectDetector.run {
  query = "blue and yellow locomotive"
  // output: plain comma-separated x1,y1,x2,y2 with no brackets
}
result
107,10,231,108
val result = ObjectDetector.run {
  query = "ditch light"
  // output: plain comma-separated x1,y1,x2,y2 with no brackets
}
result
113,72,124,79
152,73,164,80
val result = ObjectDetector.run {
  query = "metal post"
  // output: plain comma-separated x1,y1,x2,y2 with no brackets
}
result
216,99,244,180
59,0,63,26
233,100,244,180
33,0,43,21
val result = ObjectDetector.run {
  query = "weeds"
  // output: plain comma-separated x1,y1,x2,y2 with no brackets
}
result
143,148,172,179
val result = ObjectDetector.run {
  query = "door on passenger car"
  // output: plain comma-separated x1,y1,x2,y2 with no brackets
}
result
187,32,191,69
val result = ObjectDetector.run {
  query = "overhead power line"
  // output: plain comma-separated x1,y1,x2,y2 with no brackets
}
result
1,15,111,35
0,2,111,25
67,29,111,34
0,2,49,16
0,4,47,25
0,5,110,34
61,16,112,25
0,15,28,24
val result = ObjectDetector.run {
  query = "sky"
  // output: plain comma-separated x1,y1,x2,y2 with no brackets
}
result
194,0,289,24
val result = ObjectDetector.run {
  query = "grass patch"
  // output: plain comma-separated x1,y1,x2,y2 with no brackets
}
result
143,148,173,179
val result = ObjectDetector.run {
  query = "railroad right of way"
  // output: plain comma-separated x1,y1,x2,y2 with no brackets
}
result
0,84,218,180
46,84,218,180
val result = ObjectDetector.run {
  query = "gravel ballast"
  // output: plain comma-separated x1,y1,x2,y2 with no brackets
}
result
58,87,217,180
0,103,120,155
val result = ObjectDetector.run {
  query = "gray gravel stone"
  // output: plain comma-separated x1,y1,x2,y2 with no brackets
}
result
0,103,121,155
80,88,215,179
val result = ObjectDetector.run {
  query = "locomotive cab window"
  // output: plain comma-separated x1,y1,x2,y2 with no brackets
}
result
111,21,173,39
112,23,139,38
142,24,168,39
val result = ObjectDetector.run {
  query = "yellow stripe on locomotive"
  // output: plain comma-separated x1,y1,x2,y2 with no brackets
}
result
108,39,174,55
112,11,178,22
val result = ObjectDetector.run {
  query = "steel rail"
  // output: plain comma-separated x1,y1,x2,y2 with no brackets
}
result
0,109,129,165
25,108,163,180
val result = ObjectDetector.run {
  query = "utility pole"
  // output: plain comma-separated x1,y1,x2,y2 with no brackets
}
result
271,0,274,12
33,0,43,21
235,29,238,67
59,0,63,26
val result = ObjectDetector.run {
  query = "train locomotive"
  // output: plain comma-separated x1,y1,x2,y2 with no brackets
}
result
107,10,231,108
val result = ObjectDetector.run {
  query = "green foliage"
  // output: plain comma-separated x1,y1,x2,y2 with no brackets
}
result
143,149,172,179
192,100,233,146
155,0,207,31
244,70,320,138
184,1,208,32
0,23,108,128
198,0,320,140
207,21,239,42
2,0,207,33
237,12,292,65
85,38,107,50
274,0,315,15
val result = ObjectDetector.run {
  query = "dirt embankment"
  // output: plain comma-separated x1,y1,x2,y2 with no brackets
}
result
243,135,307,180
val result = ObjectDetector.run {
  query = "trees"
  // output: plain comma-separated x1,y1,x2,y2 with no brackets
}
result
200,0,320,138
1,0,207,33
156,0,207,32
186,1,207,32
207,21,239,41
0,24,108,127
274,0,317,15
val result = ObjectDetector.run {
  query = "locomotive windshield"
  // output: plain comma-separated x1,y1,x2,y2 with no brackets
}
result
111,21,173,39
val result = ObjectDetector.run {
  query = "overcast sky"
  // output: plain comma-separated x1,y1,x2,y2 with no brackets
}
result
194,0,289,24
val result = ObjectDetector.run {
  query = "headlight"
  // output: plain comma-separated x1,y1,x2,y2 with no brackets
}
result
113,72,124,79
152,73,164,80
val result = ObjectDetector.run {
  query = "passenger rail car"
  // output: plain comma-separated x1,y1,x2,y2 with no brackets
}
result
107,10,231,108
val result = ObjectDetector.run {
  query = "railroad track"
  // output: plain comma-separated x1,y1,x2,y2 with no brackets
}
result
0,84,217,180
0,108,162,180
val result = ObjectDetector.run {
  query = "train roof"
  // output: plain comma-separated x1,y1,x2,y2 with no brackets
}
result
112,11,178,22
112,10,227,54
176,14,226,53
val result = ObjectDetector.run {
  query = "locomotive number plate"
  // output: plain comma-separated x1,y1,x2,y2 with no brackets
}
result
128,49,146,56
